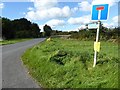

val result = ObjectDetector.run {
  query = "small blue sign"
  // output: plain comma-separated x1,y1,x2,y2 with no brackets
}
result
91,4,109,21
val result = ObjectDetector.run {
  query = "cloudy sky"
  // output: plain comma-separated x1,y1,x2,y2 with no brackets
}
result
1,0,119,32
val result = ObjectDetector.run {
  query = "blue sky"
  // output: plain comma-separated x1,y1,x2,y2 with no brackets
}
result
1,0,119,32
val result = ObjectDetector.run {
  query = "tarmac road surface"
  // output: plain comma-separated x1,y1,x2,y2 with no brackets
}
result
2,38,45,88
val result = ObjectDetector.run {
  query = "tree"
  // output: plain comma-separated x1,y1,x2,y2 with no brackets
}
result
2,17,41,39
12,18,32,38
30,23,41,38
43,24,52,37
2,18,15,39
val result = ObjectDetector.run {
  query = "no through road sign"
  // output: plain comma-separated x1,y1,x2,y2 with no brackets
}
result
91,4,109,21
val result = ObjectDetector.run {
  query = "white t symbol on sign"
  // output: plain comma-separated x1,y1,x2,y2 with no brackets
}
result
96,6,104,20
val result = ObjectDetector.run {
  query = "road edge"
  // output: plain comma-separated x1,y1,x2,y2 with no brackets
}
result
20,39,46,88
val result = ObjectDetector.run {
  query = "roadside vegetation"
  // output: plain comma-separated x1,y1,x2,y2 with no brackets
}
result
0,38,32,45
22,38,119,88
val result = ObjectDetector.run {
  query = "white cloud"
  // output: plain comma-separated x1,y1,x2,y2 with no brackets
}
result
71,7,79,13
111,15,120,27
29,0,34,2
112,15,120,23
39,25,44,32
67,25,87,31
73,0,118,13
78,1,91,11
102,15,119,28
68,15,91,25
78,25,86,30
46,19,65,27
92,0,118,6
109,23,114,27
25,11,37,20
25,0,72,20
0,3,4,9
103,23,115,28
38,19,65,32
67,28,79,32
34,0,57,10
27,7,34,11
112,16,118,23
103,23,109,27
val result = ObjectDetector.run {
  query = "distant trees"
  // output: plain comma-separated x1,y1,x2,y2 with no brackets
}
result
2,17,41,39
43,24,52,37
70,24,119,41
51,30,70,35
2,17,119,42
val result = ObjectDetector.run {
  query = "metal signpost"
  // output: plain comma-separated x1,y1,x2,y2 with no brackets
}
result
91,4,109,67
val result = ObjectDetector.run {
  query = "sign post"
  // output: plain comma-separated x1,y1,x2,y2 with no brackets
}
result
91,4,109,67
93,21,100,67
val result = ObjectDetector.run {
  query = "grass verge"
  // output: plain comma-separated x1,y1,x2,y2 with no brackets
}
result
22,38,119,88
0,38,32,45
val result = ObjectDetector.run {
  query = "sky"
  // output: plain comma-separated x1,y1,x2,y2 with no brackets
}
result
0,0,120,32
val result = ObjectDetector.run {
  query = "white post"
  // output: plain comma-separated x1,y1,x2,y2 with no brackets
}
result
93,21,100,67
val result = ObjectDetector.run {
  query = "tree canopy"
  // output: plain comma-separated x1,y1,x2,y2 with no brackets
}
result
43,24,52,37
2,17,41,39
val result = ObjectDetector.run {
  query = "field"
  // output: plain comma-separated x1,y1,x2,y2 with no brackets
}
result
0,38,32,45
22,38,119,88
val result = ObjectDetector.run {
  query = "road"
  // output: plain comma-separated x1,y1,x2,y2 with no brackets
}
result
2,38,45,88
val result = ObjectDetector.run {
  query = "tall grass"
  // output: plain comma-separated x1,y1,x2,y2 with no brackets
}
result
22,38,119,88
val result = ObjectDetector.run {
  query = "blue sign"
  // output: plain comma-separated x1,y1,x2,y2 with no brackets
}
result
91,4,109,21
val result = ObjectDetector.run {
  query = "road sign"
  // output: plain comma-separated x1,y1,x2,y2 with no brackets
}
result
88,23,98,29
91,4,109,67
91,4,109,21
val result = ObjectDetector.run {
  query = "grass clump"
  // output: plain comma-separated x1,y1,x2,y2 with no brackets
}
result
22,38,119,88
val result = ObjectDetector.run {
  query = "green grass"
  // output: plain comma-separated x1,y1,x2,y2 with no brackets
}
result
0,38,32,45
22,38,119,88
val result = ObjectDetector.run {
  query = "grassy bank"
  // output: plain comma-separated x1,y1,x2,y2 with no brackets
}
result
22,38,119,88
0,38,32,45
